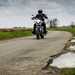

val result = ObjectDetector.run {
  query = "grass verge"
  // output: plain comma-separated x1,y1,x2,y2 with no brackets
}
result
49,27,75,36
60,68,75,75
0,30,32,40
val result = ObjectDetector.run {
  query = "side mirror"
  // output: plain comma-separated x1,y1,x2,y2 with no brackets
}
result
32,15,34,17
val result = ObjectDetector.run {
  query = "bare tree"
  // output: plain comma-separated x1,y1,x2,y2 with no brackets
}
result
70,22,75,28
50,18,58,28
53,18,58,28
50,20,53,28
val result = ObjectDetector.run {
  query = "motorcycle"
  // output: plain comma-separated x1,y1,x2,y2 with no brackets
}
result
33,19,45,39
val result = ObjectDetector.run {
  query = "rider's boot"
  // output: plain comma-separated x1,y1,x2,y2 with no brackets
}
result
44,25,47,34
42,22,47,34
32,24,36,34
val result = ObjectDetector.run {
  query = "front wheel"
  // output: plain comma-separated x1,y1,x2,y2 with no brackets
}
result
40,34,44,39
36,34,40,39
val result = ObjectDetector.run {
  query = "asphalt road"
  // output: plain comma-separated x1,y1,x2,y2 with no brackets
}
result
0,31,72,75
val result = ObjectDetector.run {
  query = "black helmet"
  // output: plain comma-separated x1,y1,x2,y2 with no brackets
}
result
38,9,43,13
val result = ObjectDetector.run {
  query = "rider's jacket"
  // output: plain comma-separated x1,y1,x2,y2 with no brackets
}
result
32,13,48,21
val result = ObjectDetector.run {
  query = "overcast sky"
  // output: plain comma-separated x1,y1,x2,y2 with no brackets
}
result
0,0,75,28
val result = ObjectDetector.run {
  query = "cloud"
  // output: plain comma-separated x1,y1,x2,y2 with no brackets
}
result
51,0,75,15
0,0,75,27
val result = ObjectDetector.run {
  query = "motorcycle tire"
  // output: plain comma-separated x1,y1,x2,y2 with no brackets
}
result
40,34,44,39
36,34,40,39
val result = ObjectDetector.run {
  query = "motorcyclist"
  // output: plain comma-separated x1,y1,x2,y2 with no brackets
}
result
32,9,48,34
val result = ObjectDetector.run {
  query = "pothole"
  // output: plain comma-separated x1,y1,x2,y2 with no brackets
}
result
47,38,75,69
68,39,75,51
50,52,75,68
69,45,75,51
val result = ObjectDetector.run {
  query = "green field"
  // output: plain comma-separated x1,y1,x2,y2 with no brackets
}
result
49,27,75,36
0,27,75,40
0,30,32,40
